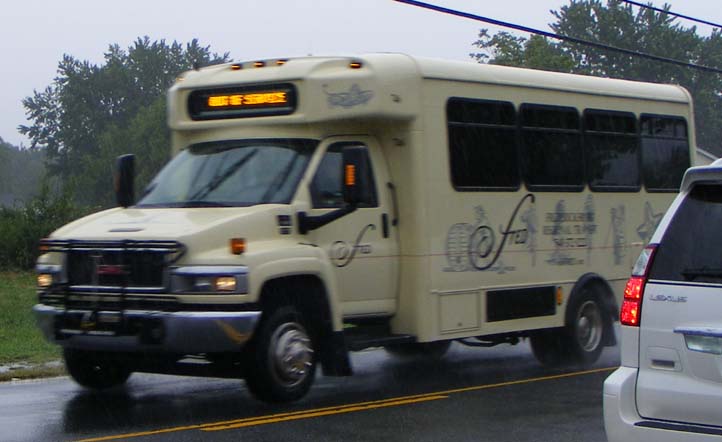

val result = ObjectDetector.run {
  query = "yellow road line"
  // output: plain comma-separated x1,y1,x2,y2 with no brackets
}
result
202,395,448,431
75,366,616,442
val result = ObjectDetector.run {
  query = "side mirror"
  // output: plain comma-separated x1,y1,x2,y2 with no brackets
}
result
114,154,135,208
342,146,372,206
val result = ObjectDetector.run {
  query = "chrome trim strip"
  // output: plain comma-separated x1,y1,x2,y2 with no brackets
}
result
36,264,62,274
69,285,167,294
635,420,722,436
171,266,249,276
674,327,722,338
648,279,722,288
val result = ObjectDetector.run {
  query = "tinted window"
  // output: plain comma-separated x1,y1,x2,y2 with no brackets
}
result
650,184,722,283
310,143,377,208
584,110,639,191
520,104,583,190
641,115,690,192
447,99,519,190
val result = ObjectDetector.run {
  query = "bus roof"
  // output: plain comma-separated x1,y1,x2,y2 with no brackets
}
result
177,52,692,105
410,54,691,104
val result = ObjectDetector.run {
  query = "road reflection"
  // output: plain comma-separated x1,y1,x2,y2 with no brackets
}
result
59,343,619,441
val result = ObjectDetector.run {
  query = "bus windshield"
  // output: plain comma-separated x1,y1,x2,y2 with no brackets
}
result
136,139,317,208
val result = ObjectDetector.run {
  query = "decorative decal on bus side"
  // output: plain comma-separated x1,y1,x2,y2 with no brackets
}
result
610,205,626,265
543,196,597,266
636,202,663,244
323,84,374,108
330,224,376,268
445,194,537,273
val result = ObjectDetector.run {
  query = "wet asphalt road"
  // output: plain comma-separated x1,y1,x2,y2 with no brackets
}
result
0,341,618,442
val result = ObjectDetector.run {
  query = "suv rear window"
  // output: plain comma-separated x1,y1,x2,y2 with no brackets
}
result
650,184,722,283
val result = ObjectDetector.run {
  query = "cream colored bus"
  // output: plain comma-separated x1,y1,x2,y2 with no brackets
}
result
34,53,693,402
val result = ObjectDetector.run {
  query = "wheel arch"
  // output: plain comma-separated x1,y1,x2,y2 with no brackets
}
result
257,273,352,377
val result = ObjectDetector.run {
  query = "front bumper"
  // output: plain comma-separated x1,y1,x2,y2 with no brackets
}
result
33,304,261,354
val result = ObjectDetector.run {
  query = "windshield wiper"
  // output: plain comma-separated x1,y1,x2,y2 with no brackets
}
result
259,154,302,202
188,148,258,201
682,267,722,281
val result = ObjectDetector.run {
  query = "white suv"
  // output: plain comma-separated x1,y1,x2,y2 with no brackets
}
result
604,160,722,441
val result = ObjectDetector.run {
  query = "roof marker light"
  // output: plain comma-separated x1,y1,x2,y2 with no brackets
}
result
254,61,266,68
349,61,363,69
230,64,242,71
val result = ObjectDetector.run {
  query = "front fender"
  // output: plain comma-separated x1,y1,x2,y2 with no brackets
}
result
249,245,342,331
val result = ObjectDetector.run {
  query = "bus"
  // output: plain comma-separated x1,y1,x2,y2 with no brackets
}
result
34,53,693,402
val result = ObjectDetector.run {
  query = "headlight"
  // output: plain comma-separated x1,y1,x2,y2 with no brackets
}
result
37,274,54,288
170,266,248,294
36,264,63,288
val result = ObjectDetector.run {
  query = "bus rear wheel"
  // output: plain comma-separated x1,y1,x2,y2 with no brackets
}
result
530,285,606,367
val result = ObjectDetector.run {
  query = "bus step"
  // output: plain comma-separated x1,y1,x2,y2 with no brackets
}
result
345,332,415,352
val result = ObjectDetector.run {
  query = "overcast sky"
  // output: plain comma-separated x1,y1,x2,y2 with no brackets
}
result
1,0,719,147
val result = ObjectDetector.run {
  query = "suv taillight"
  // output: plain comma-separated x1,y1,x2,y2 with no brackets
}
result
621,245,658,327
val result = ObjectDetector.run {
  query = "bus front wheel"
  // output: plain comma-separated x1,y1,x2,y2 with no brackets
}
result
244,306,317,403
63,348,132,390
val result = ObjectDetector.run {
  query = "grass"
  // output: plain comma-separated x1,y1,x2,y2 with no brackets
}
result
0,271,61,366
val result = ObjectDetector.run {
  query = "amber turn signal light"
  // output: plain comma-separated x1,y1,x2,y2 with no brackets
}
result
230,238,246,255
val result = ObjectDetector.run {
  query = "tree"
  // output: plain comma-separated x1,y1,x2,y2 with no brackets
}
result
0,137,45,207
471,31,575,72
20,37,230,206
471,0,722,155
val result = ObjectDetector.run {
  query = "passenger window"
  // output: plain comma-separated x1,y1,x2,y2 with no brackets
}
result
446,98,519,191
641,115,690,192
584,110,639,191
520,104,583,191
310,143,378,208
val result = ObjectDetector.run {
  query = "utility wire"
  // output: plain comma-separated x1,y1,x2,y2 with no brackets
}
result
394,0,722,75
619,0,722,30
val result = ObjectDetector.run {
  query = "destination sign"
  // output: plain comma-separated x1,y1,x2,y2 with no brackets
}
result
188,83,297,120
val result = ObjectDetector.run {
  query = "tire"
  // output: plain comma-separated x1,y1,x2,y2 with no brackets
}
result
63,348,131,390
385,341,452,360
530,284,606,367
244,306,317,403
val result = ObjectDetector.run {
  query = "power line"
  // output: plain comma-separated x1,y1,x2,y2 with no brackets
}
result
393,0,722,75
619,0,722,30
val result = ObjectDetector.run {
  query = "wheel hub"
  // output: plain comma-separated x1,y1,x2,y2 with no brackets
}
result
270,322,313,386
576,300,603,352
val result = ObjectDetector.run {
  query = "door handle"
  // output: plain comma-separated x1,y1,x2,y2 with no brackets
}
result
382,213,389,238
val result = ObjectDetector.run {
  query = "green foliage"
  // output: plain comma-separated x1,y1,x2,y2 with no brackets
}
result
472,31,575,72
0,181,85,270
0,137,45,207
20,37,230,206
0,271,60,364
471,0,722,154
79,97,169,206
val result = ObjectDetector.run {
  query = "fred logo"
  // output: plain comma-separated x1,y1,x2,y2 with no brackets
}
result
330,224,376,267
445,194,537,273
